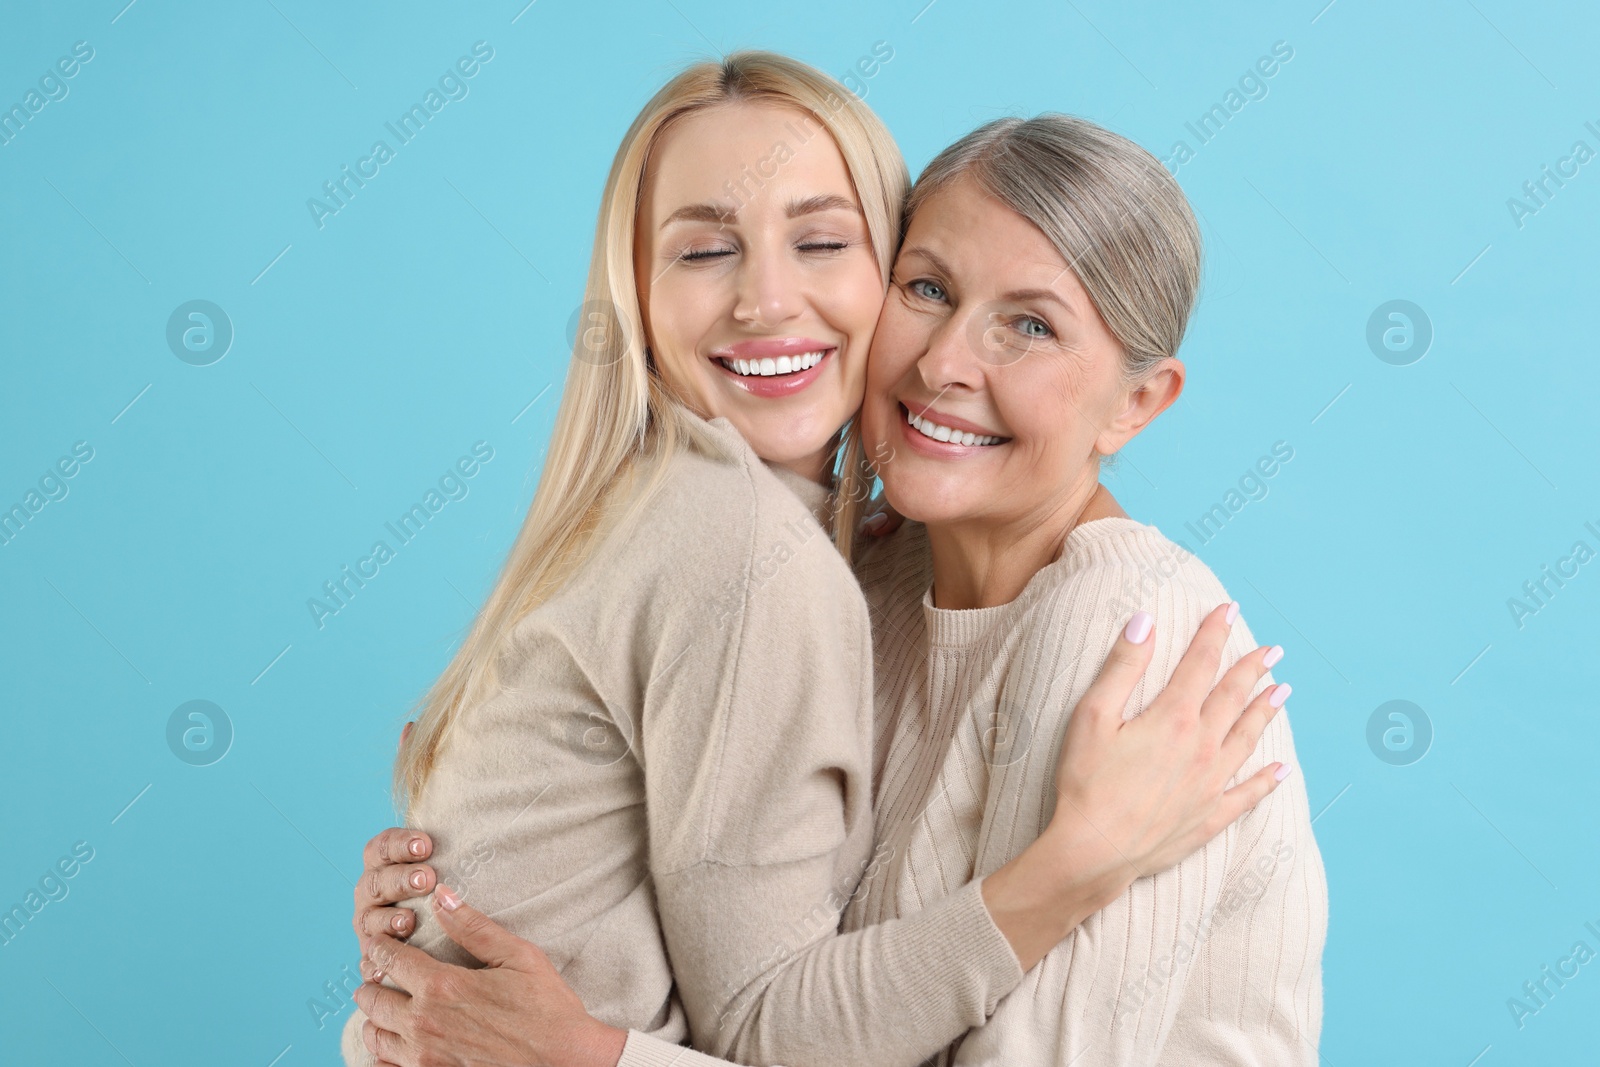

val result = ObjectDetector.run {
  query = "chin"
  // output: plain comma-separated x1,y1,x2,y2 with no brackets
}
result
882,472,969,526
743,422,831,467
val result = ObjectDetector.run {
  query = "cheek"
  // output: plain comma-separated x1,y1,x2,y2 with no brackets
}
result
645,299,714,397
1000,374,1103,474
865,304,923,388
843,271,888,336
649,275,722,352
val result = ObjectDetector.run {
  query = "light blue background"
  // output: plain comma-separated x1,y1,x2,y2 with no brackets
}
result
3,1,1596,1063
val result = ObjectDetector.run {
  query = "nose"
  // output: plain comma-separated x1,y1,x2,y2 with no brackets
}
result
915,306,987,396
732,244,804,329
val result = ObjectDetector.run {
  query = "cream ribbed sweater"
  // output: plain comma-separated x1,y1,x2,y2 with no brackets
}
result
343,415,1021,1067
850,518,1327,1065
621,516,1328,1066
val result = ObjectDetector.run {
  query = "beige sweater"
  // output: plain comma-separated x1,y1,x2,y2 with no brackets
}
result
343,415,1021,1067
622,517,1328,1066
850,518,1327,1065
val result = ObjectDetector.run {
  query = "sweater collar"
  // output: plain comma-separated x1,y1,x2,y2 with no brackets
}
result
920,517,1152,650
763,460,835,528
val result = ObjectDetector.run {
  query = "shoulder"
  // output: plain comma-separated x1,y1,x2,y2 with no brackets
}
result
632,417,830,557
1028,518,1229,626
603,418,863,632
1003,520,1252,697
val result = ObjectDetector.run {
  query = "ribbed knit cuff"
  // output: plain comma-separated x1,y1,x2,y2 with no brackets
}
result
894,878,1027,1025
618,1029,719,1067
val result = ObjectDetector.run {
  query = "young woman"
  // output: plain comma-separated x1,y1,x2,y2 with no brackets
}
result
346,55,1305,1067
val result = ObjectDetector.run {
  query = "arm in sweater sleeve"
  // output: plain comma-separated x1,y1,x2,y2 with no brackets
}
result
940,541,1326,1066
1151,626,1329,1066
638,475,1022,1067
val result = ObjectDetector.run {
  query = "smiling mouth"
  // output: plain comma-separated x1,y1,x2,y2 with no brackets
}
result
902,403,1009,447
716,349,830,377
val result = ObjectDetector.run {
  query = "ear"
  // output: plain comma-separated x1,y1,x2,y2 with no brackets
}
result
1097,358,1185,455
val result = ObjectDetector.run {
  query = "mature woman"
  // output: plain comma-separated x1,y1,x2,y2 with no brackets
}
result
841,116,1327,1064
348,56,1315,1067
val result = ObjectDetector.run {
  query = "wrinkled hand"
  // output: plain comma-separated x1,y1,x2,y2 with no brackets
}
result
353,724,439,948
1054,602,1291,880
354,826,437,944
359,886,627,1067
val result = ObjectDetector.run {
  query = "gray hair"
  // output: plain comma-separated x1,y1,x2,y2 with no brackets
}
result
905,114,1202,383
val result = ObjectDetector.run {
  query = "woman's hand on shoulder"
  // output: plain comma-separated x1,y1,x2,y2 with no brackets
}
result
1053,602,1291,882
981,602,1292,970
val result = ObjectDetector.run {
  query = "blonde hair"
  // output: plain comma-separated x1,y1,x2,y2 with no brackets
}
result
394,51,907,810
905,114,1202,382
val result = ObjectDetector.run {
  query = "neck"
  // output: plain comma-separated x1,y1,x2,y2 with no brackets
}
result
925,477,1125,610
769,435,838,487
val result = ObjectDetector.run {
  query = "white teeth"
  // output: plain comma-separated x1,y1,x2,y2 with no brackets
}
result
718,350,826,377
906,408,1003,446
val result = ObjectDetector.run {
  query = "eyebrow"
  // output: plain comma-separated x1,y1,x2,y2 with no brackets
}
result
659,193,861,230
1004,287,1074,312
786,193,860,219
899,245,1077,314
660,202,738,228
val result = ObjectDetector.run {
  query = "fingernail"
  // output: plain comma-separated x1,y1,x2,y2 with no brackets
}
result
1124,610,1154,645
1224,601,1240,626
1263,645,1284,669
1269,683,1292,708
408,837,425,857
391,912,407,932
410,870,427,890
1274,763,1293,781
437,885,461,912
864,512,887,531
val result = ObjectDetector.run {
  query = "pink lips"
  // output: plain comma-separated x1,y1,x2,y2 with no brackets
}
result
900,400,1004,440
709,337,836,399
714,337,833,360
897,401,1009,456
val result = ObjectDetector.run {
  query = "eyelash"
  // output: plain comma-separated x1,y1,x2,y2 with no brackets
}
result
904,278,1055,339
1014,316,1053,339
676,240,851,263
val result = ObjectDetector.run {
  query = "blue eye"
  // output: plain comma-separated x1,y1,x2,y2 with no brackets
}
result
1017,316,1052,338
908,279,946,301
